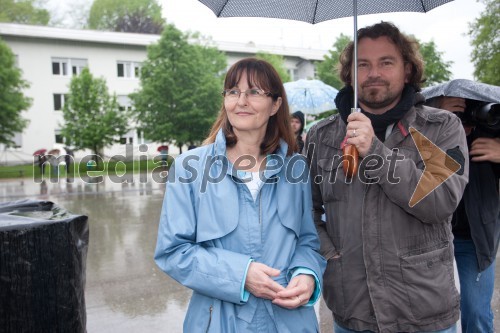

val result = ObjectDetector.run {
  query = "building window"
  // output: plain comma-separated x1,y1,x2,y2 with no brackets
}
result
117,95,133,112
55,131,64,144
52,58,87,76
288,68,299,81
53,94,68,111
120,130,136,145
117,61,141,78
52,59,67,75
71,59,87,75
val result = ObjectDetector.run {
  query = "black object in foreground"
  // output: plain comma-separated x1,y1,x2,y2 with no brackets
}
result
0,199,89,333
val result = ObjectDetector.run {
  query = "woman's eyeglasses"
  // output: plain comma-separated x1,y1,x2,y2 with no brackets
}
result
222,89,272,101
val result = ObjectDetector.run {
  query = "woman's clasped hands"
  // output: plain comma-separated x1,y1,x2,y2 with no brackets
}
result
244,262,315,309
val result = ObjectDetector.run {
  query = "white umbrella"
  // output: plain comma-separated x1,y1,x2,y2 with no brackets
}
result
284,79,338,116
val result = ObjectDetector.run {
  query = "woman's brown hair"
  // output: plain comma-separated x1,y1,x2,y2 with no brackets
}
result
203,58,297,156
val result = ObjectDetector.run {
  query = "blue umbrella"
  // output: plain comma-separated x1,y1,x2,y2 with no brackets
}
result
284,79,338,115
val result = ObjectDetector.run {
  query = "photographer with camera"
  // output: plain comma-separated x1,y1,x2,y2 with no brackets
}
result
429,95,500,333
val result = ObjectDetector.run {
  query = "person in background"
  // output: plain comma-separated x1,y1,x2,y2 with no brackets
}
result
427,95,500,333
291,110,305,152
64,147,74,178
37,153,47,177
306,22,468,332
154,58,325,333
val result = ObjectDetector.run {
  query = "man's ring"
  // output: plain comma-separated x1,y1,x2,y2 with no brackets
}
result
352,129,357,137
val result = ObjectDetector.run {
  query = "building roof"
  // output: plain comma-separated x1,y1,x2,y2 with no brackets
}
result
0,23,326,61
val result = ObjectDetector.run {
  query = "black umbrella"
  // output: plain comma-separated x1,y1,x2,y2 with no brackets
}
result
422,79,500,104
198,0,455,109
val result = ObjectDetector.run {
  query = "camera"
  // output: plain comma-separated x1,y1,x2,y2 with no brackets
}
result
455,102,500,130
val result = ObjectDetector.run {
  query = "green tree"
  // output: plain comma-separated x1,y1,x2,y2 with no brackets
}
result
0,0,50,25
62,67,128,160
255,51,291,83
131,25,226,152
88,0,165,34
418,39,452,87
316,34,351,89
468,0,499,85
0,39,30,145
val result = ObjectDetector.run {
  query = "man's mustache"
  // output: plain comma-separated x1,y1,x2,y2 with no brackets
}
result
361,80,389,88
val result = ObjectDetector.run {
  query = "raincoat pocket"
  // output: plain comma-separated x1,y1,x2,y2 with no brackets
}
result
400,242,459,320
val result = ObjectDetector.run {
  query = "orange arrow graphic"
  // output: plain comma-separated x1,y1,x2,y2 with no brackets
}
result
409,127,461,207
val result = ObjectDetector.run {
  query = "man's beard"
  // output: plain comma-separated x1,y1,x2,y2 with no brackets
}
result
358,80,400,111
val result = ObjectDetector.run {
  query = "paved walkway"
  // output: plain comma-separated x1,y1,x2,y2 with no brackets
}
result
0,175,498,332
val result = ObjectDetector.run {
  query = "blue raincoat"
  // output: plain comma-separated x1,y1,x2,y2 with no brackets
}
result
154,129,326,332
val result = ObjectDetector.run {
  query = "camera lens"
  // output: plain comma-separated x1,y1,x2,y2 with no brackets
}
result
470,103,500,130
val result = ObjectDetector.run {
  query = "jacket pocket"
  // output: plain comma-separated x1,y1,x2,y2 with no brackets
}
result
184,293,218,333
323,254,345,320
400,242,459,321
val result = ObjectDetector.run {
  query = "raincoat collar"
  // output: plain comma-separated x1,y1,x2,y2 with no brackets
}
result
212,128,289,180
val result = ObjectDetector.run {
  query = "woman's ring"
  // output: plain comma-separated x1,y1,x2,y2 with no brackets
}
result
352,129,357,137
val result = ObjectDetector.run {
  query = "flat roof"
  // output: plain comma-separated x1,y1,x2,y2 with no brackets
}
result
0,23,326,61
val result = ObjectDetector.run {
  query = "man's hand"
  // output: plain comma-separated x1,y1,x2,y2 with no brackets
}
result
244,262,284,300
470,137,500,163
272,274,315,309
345,112,375,157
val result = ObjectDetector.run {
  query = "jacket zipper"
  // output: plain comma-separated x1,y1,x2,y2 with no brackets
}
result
205,305,213,333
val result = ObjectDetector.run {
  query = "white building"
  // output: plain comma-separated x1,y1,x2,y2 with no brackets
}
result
0,23,327,164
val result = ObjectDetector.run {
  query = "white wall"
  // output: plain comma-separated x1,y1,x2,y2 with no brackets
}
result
1,24,326,165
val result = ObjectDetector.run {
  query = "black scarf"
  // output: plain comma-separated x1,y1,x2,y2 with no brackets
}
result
335,85,416,142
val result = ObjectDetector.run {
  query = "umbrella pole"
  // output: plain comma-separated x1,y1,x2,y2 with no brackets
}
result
343,0,361,179
352,0,359,111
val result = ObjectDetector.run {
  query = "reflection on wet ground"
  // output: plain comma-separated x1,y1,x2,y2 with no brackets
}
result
0,174,498,332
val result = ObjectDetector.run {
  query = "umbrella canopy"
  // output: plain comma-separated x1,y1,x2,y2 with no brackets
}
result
284,79,338,115
51,144,67,156
33,149,47,156
422,79,500,104
47,148,60,156
157,145,169,152
198,0,454,23
198,0,455,108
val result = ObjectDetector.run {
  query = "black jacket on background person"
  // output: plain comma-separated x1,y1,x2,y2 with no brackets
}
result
453,127,500,271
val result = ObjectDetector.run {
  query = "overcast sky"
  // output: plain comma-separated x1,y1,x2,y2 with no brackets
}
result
48,0,485,81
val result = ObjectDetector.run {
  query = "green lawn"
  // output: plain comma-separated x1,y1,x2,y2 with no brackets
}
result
0,159,171,179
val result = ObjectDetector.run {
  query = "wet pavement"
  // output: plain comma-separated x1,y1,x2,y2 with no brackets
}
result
0,174,498,332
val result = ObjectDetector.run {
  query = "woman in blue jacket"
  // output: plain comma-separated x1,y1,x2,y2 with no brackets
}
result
154,58,326,332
